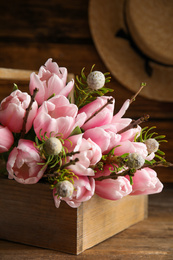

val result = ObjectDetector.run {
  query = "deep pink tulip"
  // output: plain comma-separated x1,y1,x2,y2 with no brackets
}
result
0,126,14,153
95,176,132,200
130,167,163,195
53,176,95,208
7,139,46,184
0,90,38,133
29,58,74,105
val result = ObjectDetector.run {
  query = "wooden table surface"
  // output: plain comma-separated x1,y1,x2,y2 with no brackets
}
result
0,0,172,259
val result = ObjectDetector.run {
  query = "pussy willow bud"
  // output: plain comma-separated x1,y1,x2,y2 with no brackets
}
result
56,180,74,198
44,137,62,156
145,138,159,154
126,153,145,169
87,71,105,90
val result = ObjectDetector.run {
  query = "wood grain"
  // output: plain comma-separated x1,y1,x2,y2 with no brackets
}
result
0,176,147,255
0,186,172,259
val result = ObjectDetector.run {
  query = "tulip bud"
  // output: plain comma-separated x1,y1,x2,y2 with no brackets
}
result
126,152,145,169
44,137,62,156
145,138,159,154
87,71,105,90
56,180,74,197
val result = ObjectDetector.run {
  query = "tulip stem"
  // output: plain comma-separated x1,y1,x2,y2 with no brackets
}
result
117,114,150,134
84,98,114,124
21,88,38,138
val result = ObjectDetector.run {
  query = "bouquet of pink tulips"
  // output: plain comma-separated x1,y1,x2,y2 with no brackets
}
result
0,59,171,208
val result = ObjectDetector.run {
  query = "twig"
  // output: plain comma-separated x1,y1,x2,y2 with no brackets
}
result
85,97,114,124
130,83,146,104
95,169,134,181
60,158,79,170
21,88,38,138
117,114,150,134
144,161,173,168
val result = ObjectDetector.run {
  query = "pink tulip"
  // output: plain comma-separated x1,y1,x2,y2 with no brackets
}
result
83,125,121,154
111,99,142,142
78,96,115,130
95,176,132,200
113,140,148,159
0,90,38,133
7,139,46,184
64,134,102,176
112,99,130,122
53,176,95,208
29,58,74,105
34,95,86,140
130,167,163,195
0,126,14,153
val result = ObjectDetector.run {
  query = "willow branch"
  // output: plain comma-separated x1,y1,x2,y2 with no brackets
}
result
95,169,135,181
117,114,150,134
130,83,146,104
21,88,38,138
85,97,114,124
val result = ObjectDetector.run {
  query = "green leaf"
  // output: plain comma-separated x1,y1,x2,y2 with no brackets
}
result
81,67,87,81
155,135,166,140
144,126,156,140
13,83,18,91
90,64,95,73
70,126,82,136
145,159,154,165
130,176,133,185
157,149,165,155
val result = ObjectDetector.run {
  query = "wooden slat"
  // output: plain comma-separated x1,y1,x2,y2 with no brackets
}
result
0,43,172,120
0,177,147,255
0,187,172,259
0,0,91,43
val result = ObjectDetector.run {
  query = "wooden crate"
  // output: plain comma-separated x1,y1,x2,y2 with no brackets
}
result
0,176,148,255
0,68,148,254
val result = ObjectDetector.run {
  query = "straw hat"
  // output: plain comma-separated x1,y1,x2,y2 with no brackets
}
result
89,0,173,102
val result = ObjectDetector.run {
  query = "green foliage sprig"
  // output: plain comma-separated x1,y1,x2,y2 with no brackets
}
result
74,65,113,109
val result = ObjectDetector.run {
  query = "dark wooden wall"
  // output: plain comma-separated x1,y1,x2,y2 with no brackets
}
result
0,0,172,182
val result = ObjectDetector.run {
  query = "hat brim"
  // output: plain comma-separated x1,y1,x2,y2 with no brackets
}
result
89,0,173,102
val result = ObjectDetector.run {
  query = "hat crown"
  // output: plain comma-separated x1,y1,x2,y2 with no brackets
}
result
126,0,173,65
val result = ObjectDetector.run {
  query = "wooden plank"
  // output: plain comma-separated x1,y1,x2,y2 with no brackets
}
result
1,187,172,259
82,194,147,251
0,0,91,43
0,176,147,255
0,43,172,120
0,177,78,254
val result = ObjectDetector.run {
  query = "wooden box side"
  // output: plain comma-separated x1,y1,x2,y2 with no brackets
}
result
0,177,79,254
81,194,148,251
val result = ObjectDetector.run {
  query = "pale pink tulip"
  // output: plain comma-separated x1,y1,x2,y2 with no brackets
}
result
78,96,115,130
0,90,38,133
64,134,102,176
34,95,86,140
7,139,46,184
29,58,74,105
83,125,121,154
53,176,95,208
130,167,163,195
95,176,132,200
0,126,14,153
113,140,148,159
111,99,142,142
